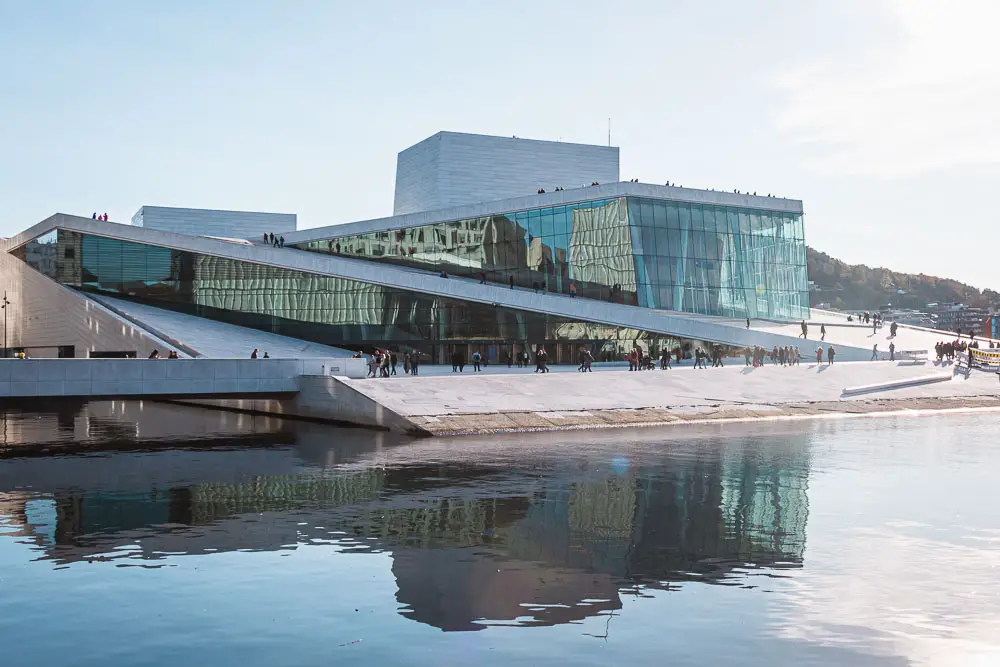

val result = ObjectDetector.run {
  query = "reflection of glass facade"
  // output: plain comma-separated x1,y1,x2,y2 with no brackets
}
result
293,195,808,319
14,229,717,364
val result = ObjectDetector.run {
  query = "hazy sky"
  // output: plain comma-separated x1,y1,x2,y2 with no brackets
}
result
2,0,997,288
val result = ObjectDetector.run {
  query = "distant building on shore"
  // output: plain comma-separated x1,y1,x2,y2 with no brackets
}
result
927,302,989,334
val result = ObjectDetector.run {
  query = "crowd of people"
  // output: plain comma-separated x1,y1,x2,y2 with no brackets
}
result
91,212,109,221
350,349,424,376
147,349,180,359
846,311,892,334
264,232,285,247
936,338,976,363
294,335,861,380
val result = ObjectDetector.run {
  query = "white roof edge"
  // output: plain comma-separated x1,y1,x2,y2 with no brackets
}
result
284,181,804,244
135,205,297,217
403,130,622,152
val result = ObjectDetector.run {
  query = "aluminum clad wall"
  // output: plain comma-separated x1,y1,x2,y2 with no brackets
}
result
132,206,296,240
393,132,620,215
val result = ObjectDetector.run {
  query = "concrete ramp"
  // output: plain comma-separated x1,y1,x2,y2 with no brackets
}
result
332,361,1000,435
87,295,351,359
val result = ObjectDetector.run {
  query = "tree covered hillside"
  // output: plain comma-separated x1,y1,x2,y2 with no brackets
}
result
806,247,999,311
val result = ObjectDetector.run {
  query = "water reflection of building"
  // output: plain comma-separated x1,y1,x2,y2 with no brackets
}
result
1,431,809,632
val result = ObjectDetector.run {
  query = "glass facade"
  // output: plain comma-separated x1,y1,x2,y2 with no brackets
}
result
296,198,637,304
13,229,720,364
627,197,808,318
292,196,809,320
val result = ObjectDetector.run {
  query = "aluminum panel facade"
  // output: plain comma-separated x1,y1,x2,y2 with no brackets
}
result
393,132,619,215
131,206,296,240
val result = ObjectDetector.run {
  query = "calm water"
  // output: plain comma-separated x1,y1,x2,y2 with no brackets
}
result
1,401,999,666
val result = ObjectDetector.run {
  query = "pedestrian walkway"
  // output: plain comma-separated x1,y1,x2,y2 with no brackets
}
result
343,359,994,417
88,294,351,359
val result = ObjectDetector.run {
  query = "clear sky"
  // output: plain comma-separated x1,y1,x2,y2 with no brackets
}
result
2,0,997,289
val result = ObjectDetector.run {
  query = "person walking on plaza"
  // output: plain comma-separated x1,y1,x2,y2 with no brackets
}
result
871,344,879,361
539,347,549,373
251,348,259,359
816,346,823,364
820,324,826,341
410,351,420,376
889,342,895,361
390,351,397,375
509,275,515,289
828,346,836,365
452,350,461,373
472,350,482,371
403,352,411,375
583,349,593,372
570,282,577,298
744,346,752,366
800,320,808,338
746,318,751,329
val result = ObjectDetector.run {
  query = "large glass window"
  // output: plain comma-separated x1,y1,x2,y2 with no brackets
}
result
293,198,637,305
18,229,725,363
622,198,808,319
289,194,808,320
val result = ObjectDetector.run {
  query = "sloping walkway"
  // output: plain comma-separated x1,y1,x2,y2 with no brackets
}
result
341,360,997,417
88,295,350,359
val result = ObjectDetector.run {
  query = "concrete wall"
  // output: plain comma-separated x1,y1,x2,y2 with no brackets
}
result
171,374,425,434
0,357,338,398
295,375,424,433
132,206,296,240
393,132,620,215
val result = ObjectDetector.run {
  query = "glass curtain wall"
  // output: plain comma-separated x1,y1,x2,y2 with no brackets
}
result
294,197,808,320
293,198,639,305
626,198,808,319
13,229,716,364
